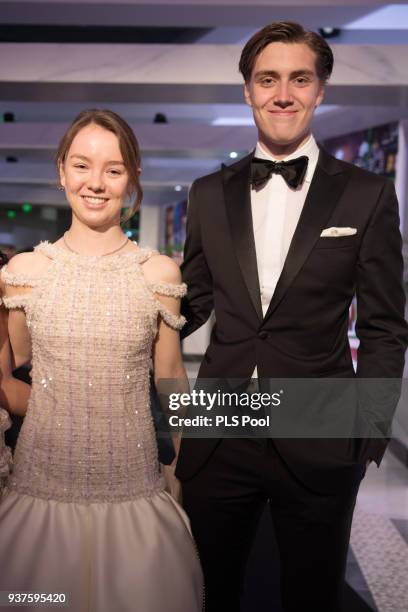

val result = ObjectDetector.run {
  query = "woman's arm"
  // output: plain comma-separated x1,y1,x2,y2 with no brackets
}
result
2,252,40,369
145,255,189,462
0,305,30,416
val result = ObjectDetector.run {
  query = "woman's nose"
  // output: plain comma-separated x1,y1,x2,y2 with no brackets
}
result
87,171,105,191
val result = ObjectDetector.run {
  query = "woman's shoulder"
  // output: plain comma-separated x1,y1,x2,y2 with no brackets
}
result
6,250,50,277
141,252,182,285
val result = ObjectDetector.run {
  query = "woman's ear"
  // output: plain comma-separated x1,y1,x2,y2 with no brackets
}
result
59,163,66,189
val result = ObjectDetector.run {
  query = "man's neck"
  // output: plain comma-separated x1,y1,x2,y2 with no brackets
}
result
258,133,312,160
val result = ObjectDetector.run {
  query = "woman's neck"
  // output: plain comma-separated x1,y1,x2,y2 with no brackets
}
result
63,221,128,257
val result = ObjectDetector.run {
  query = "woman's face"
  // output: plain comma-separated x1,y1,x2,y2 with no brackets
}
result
60,123,130,229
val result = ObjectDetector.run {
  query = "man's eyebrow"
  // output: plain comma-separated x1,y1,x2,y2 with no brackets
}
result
69,154,125,165
254,69,315,79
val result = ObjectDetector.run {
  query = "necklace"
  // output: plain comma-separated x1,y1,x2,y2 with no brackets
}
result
63,232,129,257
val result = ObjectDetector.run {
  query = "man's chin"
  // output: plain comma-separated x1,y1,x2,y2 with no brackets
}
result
260,131,310,154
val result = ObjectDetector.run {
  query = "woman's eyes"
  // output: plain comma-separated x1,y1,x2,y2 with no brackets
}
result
73,164,123,175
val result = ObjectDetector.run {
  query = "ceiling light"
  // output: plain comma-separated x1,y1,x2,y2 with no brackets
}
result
212,117,255,127
229,151,238,159
318,27,341,39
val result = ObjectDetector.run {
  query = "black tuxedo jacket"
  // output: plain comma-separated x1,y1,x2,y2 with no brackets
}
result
176,147,408,491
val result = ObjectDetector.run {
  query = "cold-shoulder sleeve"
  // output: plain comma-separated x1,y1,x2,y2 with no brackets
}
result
147,280,187,330
1,266,40,288
0,265,38,310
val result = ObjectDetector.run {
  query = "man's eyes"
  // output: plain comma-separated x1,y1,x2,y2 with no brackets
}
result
258,76,311,86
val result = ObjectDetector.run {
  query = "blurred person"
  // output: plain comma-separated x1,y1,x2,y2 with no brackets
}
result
178,21,408,612
0,250,31,494
0,248,30,416
0,109,203,612
0,245,17,259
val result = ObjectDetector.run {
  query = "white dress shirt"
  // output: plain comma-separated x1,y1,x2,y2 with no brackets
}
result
251,134,320,377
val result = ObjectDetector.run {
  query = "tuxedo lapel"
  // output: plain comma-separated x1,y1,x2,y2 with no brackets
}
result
222,153,263,322
264,148,351,321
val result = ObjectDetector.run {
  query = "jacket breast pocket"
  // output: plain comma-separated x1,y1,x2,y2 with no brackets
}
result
314,236,357,250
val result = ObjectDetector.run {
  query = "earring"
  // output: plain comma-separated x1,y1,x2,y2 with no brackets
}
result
57,185,64,191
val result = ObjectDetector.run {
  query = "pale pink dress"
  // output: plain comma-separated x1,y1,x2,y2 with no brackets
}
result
0,242,203,612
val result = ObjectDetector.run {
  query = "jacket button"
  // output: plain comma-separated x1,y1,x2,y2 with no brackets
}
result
258,331,268,340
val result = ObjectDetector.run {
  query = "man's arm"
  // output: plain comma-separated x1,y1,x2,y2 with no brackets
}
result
356,179,407,378
180,180,214,340
355,178,408,464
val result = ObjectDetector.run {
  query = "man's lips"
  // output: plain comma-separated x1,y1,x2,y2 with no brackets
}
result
267,110,297,116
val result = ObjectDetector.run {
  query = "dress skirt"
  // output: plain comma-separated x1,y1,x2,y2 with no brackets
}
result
0,488,203,612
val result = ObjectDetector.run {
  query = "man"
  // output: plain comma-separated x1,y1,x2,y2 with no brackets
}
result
177,21,408,612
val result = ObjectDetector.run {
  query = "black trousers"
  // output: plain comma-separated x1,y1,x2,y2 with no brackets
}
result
182,438,364,612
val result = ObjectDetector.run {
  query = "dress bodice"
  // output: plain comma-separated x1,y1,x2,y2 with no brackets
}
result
1,242,186,503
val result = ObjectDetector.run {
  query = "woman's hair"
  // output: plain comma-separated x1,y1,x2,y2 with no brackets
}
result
239,21,334,84
56,109,143,223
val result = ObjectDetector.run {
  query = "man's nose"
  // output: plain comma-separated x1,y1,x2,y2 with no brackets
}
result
273,82,293,107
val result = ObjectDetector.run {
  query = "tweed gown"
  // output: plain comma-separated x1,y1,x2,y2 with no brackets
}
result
0,242,203,612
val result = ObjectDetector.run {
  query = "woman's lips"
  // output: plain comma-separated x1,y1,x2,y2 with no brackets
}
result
81,195,109,208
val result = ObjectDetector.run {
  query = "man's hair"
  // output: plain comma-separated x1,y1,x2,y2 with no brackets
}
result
239,21,334,84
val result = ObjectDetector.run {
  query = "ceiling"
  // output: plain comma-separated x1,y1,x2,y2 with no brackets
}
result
1,0,408,208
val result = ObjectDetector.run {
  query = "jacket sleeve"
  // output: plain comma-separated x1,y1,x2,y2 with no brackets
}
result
355,178,408,465
180,180,214,340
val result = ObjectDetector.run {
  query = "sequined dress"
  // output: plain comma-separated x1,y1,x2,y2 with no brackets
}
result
0,242,203,612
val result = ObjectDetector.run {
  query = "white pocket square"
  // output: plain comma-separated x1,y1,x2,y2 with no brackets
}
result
320,227,357,238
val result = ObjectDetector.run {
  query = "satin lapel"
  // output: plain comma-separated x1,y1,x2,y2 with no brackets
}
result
222,154,263,322
264,149,350,321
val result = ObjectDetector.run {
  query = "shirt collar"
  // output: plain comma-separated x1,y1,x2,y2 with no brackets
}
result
255,135,319,183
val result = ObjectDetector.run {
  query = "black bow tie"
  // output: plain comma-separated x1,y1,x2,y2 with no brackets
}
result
250,155,308,189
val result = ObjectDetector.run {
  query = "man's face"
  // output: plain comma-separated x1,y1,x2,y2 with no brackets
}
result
244,41,325,156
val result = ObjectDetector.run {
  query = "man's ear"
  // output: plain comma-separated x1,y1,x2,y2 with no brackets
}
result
315,83,325,108
244,83,252,107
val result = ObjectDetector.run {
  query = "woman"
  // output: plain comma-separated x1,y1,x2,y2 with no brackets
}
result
0,110,203,611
